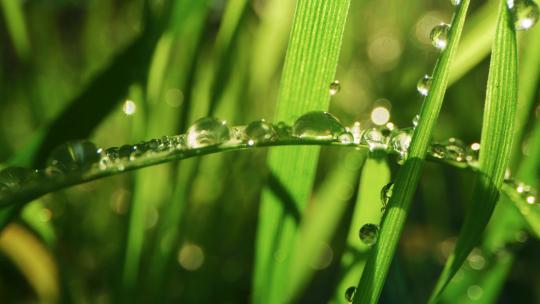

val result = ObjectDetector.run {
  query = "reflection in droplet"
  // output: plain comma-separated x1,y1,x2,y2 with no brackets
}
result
292,111,345,140
123,100,137,115
329,80,341,95
245,120,277,145
359,223,379,246
417,74,432,96
46,141,99,173
430,23,450,50
508,0,539,30
345,286,356,303
186,117,230,149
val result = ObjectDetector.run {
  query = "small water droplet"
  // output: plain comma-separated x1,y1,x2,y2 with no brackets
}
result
466,142,480,164
359,223,379,246
412,114,420,127
390,128,413,163
339,132,354,144
430,23,450,50
275,121,292,138
170,135,187,150
380,182,394,209
508,0,539,30
0,167,33,187
349,122,362,144
245,120,277,145
292,111,345,140
345,286,356,303
429,143,446,159
329,80,341,95
46,141,99,173
119,144,135,159
186,117,231,149
443,138,467,162
417,74,432,96
451,0,461,6
360,128,389,152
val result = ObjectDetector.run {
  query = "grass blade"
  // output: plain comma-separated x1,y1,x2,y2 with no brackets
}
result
0,0,30,61
252,1,351,303
352,1,471,303
428,0,518,301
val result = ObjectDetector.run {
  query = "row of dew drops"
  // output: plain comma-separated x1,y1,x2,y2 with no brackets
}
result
345,0,539,301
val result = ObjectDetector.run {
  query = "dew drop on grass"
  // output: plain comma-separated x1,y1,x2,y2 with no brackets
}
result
344,286,356,303
361,128,389,152
186,117,231,149
451,0,461,6
0,166,33,187
275,121,292,138
508,0,539,30
443,138,467,162
292,111,345,140
46,141,100,173
430,23,450,50
338,131,354,144
390,128,413,163
380,182,394,209
245,120,277,145
412,114,420,127
417,74,432,96
329,80,341,95
359,223,379,246
429,143,447,159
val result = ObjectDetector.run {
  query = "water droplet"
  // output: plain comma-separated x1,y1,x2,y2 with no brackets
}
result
46,141,99,173
291,111,345,140
0,167,32,187
451,0,461,6
131,142,149,159
390,128,413,163
360,128,389,152
417,74,432,96
339,132,354,144
275,122,292,138
466,143,480,164
170,135,187,150
119,144,135,159
345,286,356,303
412,114,420,127
429,143,446,159
430,23,450,50
349,122,362,144
245,120,277,145
380,182,394,209
508,0,539,30
186,117,231,149
443,138,467,162
122,100,137,115
359,223,379,246
329,80,341,95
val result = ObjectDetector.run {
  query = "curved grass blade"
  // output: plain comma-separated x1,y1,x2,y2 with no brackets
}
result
252,1,351,303
0,0,30,61
352,1,471,303
428,1,518,301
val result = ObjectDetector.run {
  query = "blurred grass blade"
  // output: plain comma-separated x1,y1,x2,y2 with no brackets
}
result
0,0,30,61
333,158,391,303
449,0,498,85
253,1,351,303
428,1,518,301
286,151,367,301
353,1,471,303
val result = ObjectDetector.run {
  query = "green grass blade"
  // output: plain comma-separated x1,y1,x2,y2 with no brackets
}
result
286,151,367,301
352,1,471,303
333,158,391,303
0,0,30,61
428,1,518,301
449,0,498,85
252,1,351,303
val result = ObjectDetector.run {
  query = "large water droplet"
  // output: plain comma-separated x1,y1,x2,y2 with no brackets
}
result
292,111,345,140
508,0,539,30
430,23,450,50
345,286,356,303
0,167,33,187
417,74,432,96
359,223,379,246
329,80,341,96
390,128,413,163
245,120,277,145
46,141,99,173
186,117,231,149
360,128,389,152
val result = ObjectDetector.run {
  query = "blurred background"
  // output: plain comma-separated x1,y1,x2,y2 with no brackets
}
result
0,0,539,303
